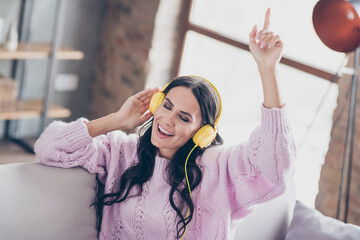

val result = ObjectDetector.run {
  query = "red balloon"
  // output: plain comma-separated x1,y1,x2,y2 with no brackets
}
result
313,0,360,53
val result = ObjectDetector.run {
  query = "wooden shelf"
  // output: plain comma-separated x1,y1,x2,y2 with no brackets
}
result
0,43,84,60
0,99,71,120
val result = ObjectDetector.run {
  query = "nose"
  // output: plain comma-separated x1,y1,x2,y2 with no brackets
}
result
164,111,176,127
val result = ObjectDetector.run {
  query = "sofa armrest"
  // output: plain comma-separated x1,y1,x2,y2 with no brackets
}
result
0,162,98,240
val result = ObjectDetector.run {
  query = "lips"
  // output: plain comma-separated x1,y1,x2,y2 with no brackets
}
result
156,123,174,139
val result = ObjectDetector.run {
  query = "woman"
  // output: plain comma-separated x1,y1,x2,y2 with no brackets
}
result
35,8,296,240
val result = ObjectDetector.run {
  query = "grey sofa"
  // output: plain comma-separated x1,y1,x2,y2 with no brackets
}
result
0,163,98,240
0,162,296,240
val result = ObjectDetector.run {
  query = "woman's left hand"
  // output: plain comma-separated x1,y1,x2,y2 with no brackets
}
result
249,8,283,71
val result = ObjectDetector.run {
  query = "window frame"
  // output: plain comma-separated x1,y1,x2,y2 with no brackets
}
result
172,0,337,82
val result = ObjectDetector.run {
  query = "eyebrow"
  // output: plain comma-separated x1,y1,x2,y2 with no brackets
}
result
164,98,193,119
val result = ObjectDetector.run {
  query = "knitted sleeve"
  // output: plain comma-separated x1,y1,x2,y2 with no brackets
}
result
198,103,297,220
34,118,138,183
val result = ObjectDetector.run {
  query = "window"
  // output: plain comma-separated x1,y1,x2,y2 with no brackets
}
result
148,0,344,208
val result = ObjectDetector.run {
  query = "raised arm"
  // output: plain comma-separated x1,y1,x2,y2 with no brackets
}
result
249,8,285,109
195,9,296,222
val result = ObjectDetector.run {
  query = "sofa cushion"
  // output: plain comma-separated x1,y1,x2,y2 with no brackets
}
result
0,162,98,240
285,200,360,240
234,182,296,240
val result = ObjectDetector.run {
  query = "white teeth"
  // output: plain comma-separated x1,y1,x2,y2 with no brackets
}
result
158,125,174,136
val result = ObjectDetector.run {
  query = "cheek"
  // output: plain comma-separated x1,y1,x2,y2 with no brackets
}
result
177,125,199,142
153,108,162,119
153,107,169,123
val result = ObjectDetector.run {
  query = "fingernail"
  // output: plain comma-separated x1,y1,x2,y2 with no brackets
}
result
255,34,259,41
260,42,265,48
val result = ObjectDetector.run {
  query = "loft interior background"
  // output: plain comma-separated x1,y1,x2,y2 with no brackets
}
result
0,0,358,225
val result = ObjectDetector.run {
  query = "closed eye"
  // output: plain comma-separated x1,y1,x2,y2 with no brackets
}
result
163,98,192,123
179,115,190,122
163,103,171,110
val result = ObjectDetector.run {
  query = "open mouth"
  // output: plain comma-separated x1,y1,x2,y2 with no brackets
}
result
157,123,174,138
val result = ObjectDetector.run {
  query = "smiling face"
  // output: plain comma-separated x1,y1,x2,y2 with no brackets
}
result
151,86,202,159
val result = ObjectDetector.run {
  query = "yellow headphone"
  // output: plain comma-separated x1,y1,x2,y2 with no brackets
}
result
149,75,222,149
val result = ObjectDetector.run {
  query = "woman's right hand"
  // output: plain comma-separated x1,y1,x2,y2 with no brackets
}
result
115,87,159,129
86,87,159,138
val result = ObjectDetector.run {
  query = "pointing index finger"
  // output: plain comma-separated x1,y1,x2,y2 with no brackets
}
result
263,7,271,30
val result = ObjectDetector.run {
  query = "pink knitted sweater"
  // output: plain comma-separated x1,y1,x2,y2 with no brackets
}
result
34,103,296,240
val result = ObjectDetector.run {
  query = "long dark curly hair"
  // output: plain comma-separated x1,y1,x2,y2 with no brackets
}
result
95,76,223,239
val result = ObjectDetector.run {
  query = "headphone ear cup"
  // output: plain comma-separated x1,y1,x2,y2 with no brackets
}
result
193,125,217,148
149,91,165,114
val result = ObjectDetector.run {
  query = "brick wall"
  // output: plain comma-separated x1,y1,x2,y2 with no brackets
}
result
316,52,360,225
145,0,188,88
88,0,160,119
